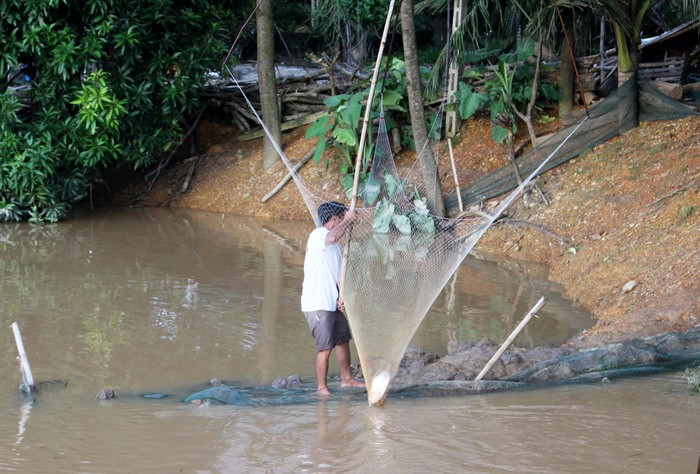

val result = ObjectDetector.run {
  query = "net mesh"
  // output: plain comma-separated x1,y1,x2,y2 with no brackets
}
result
340,112,491,404
226,66,586,405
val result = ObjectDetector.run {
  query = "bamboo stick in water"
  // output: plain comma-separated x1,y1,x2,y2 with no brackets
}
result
475,297,548,381
10,322,36,392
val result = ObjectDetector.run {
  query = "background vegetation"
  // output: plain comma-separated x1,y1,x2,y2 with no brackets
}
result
0,0,238,221
1,0,697,221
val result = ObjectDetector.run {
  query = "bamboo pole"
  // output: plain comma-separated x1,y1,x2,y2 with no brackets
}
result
474,297,547,381
447,138,463,212
339,0,398,287
348,0,397,210
338,0,397,408
10,322,35,392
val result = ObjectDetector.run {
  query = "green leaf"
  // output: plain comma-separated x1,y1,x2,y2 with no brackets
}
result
541,83,560,101
347,94,363,126
361,173,382,206
413,198,430,216
312,138,327,163
458,83,486,119
332,126,357,146
462,68,484,79
379,89,404,111
491,125,509,144
409,200,435,234
516,39,535,62
539,114,556,124
384,173,400,197
323,94,352,109
392,213,411,235
372,200,394,233
305,115,331,138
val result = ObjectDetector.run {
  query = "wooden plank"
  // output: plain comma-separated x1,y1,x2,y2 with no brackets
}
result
654,80,683,100
237,111,326,142
682,82,700,94
638,71,683,81
638,59,684,67
638,67,683,74
638,63,684,71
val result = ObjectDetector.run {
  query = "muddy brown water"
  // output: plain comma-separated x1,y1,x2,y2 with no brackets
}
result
1,208,697,472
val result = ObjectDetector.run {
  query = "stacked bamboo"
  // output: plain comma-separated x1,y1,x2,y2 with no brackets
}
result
201,59,369,139
638,57,685,83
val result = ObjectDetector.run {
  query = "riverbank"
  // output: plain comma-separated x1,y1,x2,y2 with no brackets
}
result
113,113,700,347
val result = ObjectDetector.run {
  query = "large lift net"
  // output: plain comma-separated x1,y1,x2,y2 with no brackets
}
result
339,112,493,405
227,68,587,406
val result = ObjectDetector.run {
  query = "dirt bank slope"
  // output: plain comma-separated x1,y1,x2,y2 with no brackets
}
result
114,114,700,347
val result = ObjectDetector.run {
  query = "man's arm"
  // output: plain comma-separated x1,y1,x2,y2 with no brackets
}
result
325,210,356,245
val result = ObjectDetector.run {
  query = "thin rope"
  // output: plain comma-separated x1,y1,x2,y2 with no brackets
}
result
222,0,266,68
224,64,321,226
486,115,588,226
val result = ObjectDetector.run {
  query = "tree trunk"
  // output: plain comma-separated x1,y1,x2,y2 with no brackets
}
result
558,41,574,116
613,20,635,85
257,0,282,170
400,0,445,217
611,13,639,130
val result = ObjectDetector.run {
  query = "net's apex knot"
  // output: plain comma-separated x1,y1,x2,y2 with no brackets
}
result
368,370,391,406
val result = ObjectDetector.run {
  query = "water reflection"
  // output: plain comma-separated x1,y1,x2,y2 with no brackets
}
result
0,207,592,393
260,241,282,381
15,402,31,445
0,209,697,473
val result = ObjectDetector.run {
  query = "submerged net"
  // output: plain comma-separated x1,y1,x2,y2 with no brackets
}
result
226,66,587,405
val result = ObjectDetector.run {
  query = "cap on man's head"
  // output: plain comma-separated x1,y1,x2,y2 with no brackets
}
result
318,201,347,225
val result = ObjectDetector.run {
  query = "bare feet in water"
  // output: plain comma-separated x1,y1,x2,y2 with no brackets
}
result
317,386,332,396
341,378,365,388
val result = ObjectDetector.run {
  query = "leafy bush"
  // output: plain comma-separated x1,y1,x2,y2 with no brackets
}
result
0,0,235,222
305,57,408,196
453,39,560,144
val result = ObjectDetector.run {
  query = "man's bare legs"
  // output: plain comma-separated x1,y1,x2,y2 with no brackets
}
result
316,342,365,395
336,341,365,388
316,349,332,395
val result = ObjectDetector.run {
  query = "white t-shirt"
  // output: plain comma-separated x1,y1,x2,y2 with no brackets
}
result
301,226,342,312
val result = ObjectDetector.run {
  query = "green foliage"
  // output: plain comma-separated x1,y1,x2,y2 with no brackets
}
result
368,171,435,236
372,199,395,233
417,44,443,66
454,39,560,145
0,0,235,221
539,113,556,124
490,124,509,145
456,83,488,120
679,205,697,221
372,196,435,235
272,0,311,33
311,0,388,62
306,57,410,196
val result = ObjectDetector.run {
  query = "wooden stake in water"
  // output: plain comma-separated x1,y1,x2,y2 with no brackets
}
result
10,322,36,392
474,297,548,381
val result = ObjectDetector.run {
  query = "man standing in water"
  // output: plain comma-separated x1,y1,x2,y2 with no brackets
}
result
301,201,365,395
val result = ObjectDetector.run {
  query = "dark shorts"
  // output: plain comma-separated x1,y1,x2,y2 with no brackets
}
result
303,310,352,352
